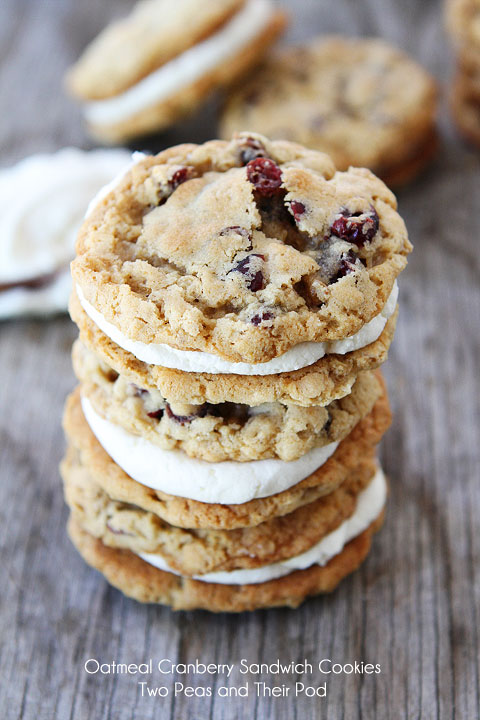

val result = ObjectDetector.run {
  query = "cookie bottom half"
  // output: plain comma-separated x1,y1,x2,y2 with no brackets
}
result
67,510,385,612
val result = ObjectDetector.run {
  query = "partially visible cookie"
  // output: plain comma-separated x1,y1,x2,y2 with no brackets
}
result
62,385,391,530
65,0,287,142
67,512,384,611
220,37,438,186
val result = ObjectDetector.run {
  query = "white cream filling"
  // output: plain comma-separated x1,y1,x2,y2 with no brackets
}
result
0,270,72,320
139,465,387,585
81,395,340,505
77,281,398,375
84,0,275,127
0,147,131,317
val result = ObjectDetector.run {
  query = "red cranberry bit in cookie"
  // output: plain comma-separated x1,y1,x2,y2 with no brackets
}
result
331,207,379,246
331,251,358,283
170,166,195,190
147,408,164,420
246,158,283,197
166,404,207,425
229,254,265,292
288,201,306,223
251,310,274,326
238,137,267,165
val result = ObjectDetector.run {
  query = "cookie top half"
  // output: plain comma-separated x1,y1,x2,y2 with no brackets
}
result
66,0,245,100
72,134,411,364
221,37,437,176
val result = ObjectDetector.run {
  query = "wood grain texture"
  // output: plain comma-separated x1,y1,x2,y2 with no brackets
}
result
0,0,479,718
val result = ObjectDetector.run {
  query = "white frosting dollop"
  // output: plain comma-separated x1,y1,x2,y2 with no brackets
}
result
140,465,387,585
77,282,398,375
84,0,276,127
0,148,131,317
81,395,339,505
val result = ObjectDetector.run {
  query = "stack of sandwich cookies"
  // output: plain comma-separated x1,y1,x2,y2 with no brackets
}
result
220,37,438,187
66,0,287,143
62,133,412,611
447,0,480,146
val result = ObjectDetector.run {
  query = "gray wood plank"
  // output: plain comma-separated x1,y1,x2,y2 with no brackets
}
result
0,0,479,718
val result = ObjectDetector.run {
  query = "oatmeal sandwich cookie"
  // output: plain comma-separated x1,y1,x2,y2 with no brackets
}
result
73,340,384,463
62,449,380,577
70,289,398,407
72,133,411,371
220,37,438,187
62,382,391,530
65,0,287,143
67,504,385,612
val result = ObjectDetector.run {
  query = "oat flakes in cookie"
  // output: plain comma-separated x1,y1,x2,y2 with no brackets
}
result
72,133,411,366
221,37,438,186
66,0,287,143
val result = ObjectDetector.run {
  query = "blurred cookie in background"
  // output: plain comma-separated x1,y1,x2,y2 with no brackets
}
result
0,148,131,319
447,0,480,147
65,0,287,144
220,36,438,187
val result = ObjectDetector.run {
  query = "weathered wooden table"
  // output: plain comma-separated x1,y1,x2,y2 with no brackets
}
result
1,1,479,718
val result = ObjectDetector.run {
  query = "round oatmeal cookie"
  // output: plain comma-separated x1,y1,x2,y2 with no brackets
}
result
67,512,384,611
72,134,410,364
65,0,287,142
220,39,437,186
73,340,383,462
62,385,390,529
70,289,397,407
62,448,376,576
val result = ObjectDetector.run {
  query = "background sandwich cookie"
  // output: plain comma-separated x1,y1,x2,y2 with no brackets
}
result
66,0,287,142
220,37,438,187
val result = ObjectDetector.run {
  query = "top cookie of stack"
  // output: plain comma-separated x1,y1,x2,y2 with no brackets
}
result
71,133,410,406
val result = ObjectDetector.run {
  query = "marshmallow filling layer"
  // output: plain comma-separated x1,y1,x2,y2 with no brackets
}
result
77,281,398,375
139,466,387,585
81,395,340,505
84,0,276,127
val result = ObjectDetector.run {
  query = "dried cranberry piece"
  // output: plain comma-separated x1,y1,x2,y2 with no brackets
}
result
166,404,207,425
170,166,195,190
330,251,358,284
246,158,283,197
229,254,265,292
251,310,274,326
289,201,306,222
238,137,267,165
147,408,164,420
330,207,379,247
